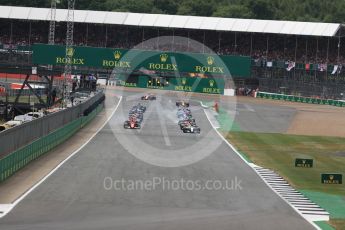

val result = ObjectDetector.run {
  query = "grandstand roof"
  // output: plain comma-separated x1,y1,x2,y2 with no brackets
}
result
0,5,341,37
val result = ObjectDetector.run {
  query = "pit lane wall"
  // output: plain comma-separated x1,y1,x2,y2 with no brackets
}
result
257,91,345,107
0,102,104,183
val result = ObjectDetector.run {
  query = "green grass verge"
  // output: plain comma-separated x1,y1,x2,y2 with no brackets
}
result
204,101,345,229
329,219,345,230
225,131,345,229
300,190,345,219
201,101,248,161
315,221,336,230
216,107,241,132
227,132,345,195
200,101,241,132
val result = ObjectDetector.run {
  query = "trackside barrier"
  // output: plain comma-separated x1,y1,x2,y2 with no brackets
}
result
256,92,345,107
0,103,104,183
0,91,105,158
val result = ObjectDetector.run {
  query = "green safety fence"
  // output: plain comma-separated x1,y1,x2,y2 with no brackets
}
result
256,92,345,107
0,104,104,183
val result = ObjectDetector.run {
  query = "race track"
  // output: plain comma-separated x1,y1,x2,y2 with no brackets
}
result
0,90,315,230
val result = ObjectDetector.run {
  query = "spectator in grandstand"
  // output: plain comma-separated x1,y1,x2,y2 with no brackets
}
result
1,21,345,67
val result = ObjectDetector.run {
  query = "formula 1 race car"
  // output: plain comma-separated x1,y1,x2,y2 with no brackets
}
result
124,103,146,129
179,120,197,130
129,104,146,114
124,117,141,129
141,94,156,100
177,107,191,112
176,101,189,107
178,118,195,125
129,113,143,123
178,114,193,121
182,124,201,133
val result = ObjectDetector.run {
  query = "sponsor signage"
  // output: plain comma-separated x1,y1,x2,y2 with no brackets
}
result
117,74,224,94
321,173,342,184
295,158,313,168
32,44,251,77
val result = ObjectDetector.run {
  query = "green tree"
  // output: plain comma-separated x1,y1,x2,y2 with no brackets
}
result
213,4,253,18
247,0,275,20
177,0,215,16
152,0,179,14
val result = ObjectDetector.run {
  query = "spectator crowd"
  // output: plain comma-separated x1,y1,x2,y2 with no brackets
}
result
1,19,345,67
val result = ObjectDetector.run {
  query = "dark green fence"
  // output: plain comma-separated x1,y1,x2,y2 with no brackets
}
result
0,104,103,183
257,92,345,107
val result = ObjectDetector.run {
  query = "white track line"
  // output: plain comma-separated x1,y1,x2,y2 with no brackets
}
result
243,104,255,112
156,103,171,146
200,101,323,230
0,96,122,219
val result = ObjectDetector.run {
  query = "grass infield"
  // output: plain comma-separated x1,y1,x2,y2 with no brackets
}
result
226,131,345,229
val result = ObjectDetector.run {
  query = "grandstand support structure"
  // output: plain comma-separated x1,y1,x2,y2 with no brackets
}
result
48,0,56,45
46,0,57,104
63,0,75,107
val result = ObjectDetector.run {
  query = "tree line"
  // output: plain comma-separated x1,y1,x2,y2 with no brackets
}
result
1,0,344,23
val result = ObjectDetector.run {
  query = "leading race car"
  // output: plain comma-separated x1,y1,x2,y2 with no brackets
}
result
182,124,201,133
141,94,156,100
176,101,189,107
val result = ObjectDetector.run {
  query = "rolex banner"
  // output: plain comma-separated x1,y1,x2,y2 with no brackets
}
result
321,173,342,184
116,74,225,94
32,44,251,77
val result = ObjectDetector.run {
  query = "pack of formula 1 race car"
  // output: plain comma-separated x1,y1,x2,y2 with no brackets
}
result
176,101,201,134
124,103,146,129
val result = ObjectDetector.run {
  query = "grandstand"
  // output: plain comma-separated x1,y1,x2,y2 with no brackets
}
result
1,5,345,98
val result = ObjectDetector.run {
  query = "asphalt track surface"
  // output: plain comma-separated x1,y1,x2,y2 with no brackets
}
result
233,101,296,133
0,91,315,230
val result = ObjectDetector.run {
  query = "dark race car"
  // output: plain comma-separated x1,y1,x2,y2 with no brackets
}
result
178,113,193,121
141,94,156,100
179,120,197,130
176,101,189,107
182,124,201,133
129,104,146,114
177,108,191,114
178,118,195,126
